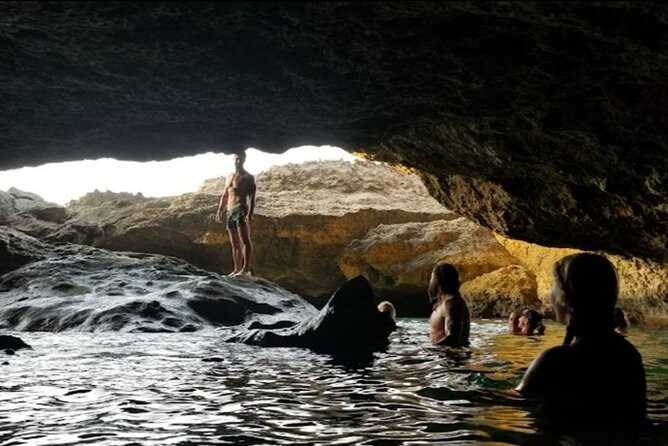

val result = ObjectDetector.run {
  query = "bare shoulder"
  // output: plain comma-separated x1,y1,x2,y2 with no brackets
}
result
443,294,467,313
516,346,572,394
243,171,256,184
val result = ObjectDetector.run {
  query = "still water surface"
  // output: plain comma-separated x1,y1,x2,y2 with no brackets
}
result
1,320,667,445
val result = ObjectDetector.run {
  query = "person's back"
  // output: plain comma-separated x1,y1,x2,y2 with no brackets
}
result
516,253,646,424
518,332,646,421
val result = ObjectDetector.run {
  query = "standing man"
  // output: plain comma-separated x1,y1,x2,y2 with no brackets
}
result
216,151,256,276
428,263,470,347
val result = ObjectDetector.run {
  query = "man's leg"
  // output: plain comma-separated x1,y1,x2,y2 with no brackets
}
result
227,228,242,275
237,223,253,275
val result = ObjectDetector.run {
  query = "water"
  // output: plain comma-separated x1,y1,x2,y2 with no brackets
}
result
1,320,667,445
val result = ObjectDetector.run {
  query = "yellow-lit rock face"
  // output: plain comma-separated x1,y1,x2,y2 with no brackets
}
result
460,265,541,318
495,235,668,327
336,217,523,316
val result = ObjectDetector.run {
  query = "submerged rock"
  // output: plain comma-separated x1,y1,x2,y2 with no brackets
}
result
0,335,31,351
226,276,395,355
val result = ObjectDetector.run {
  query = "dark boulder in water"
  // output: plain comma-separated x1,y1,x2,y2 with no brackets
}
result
0,335,32,351
227,276,396,355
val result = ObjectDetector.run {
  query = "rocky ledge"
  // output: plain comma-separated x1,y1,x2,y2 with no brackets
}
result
3,159,667,322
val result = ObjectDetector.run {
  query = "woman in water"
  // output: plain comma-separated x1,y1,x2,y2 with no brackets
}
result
516,253,646,423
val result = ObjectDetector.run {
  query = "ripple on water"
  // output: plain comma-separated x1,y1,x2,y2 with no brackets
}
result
1,321,667,445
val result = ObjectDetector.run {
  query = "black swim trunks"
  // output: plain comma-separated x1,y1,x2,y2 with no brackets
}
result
226,204,248,230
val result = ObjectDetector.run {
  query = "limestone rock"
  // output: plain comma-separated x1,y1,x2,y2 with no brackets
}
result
460,265,541,318
337,217,520,315
0,188,67,228
8,160,454,301
496,235,668,327
0,227,54,276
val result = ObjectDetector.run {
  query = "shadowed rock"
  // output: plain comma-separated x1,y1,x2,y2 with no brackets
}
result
0,335,31,351
226,276,396,355
1,3,667,262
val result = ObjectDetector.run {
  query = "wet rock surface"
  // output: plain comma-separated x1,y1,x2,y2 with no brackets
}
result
226,276,395,356
0,227,317,332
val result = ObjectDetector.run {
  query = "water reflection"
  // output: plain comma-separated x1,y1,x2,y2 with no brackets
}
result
0,320,666,445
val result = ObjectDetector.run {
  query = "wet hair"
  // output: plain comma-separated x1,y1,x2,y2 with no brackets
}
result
614,307,628,331
428,263,460,303
378,301,396,320
521,309,545,335
235,151,246,162
522,309,543,327
553,253,618,344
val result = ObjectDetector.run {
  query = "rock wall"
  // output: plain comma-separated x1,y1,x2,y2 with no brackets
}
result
336,218,528,315
4,161,454,302
3,160,666,323
496,235,668,327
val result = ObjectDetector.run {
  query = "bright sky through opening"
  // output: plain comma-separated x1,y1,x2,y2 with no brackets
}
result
0,146,357,205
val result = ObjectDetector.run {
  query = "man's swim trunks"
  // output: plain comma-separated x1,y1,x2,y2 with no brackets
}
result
226,204,248,230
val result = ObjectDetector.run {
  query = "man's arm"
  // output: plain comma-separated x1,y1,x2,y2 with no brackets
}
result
216,177,230,222
246,176,256,222
433,299,463,346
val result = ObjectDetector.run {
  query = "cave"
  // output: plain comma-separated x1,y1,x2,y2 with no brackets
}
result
1,1,666,263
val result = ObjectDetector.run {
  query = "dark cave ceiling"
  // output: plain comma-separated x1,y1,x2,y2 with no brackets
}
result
1,1,667,261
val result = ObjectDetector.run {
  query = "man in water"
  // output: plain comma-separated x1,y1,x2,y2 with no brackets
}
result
428,263,470,347
216,151,256,276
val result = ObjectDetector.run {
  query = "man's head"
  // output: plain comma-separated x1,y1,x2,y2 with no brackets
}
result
234,151,246,171
428,263,460,303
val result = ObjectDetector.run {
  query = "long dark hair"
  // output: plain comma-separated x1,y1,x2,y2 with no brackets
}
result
428,263,460,303
553,253,618,345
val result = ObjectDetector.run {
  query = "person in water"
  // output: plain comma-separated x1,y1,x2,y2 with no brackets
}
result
216,151,257,277
516,253,646,422
428,263,470,347
378,300,397,332
509,309,545,335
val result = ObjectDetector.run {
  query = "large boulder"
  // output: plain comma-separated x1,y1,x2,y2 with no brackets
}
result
0,335,32,351
0,227,54,276
337,217,521,316
226,275,395,356
0,188,67,229
0,227,318,332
